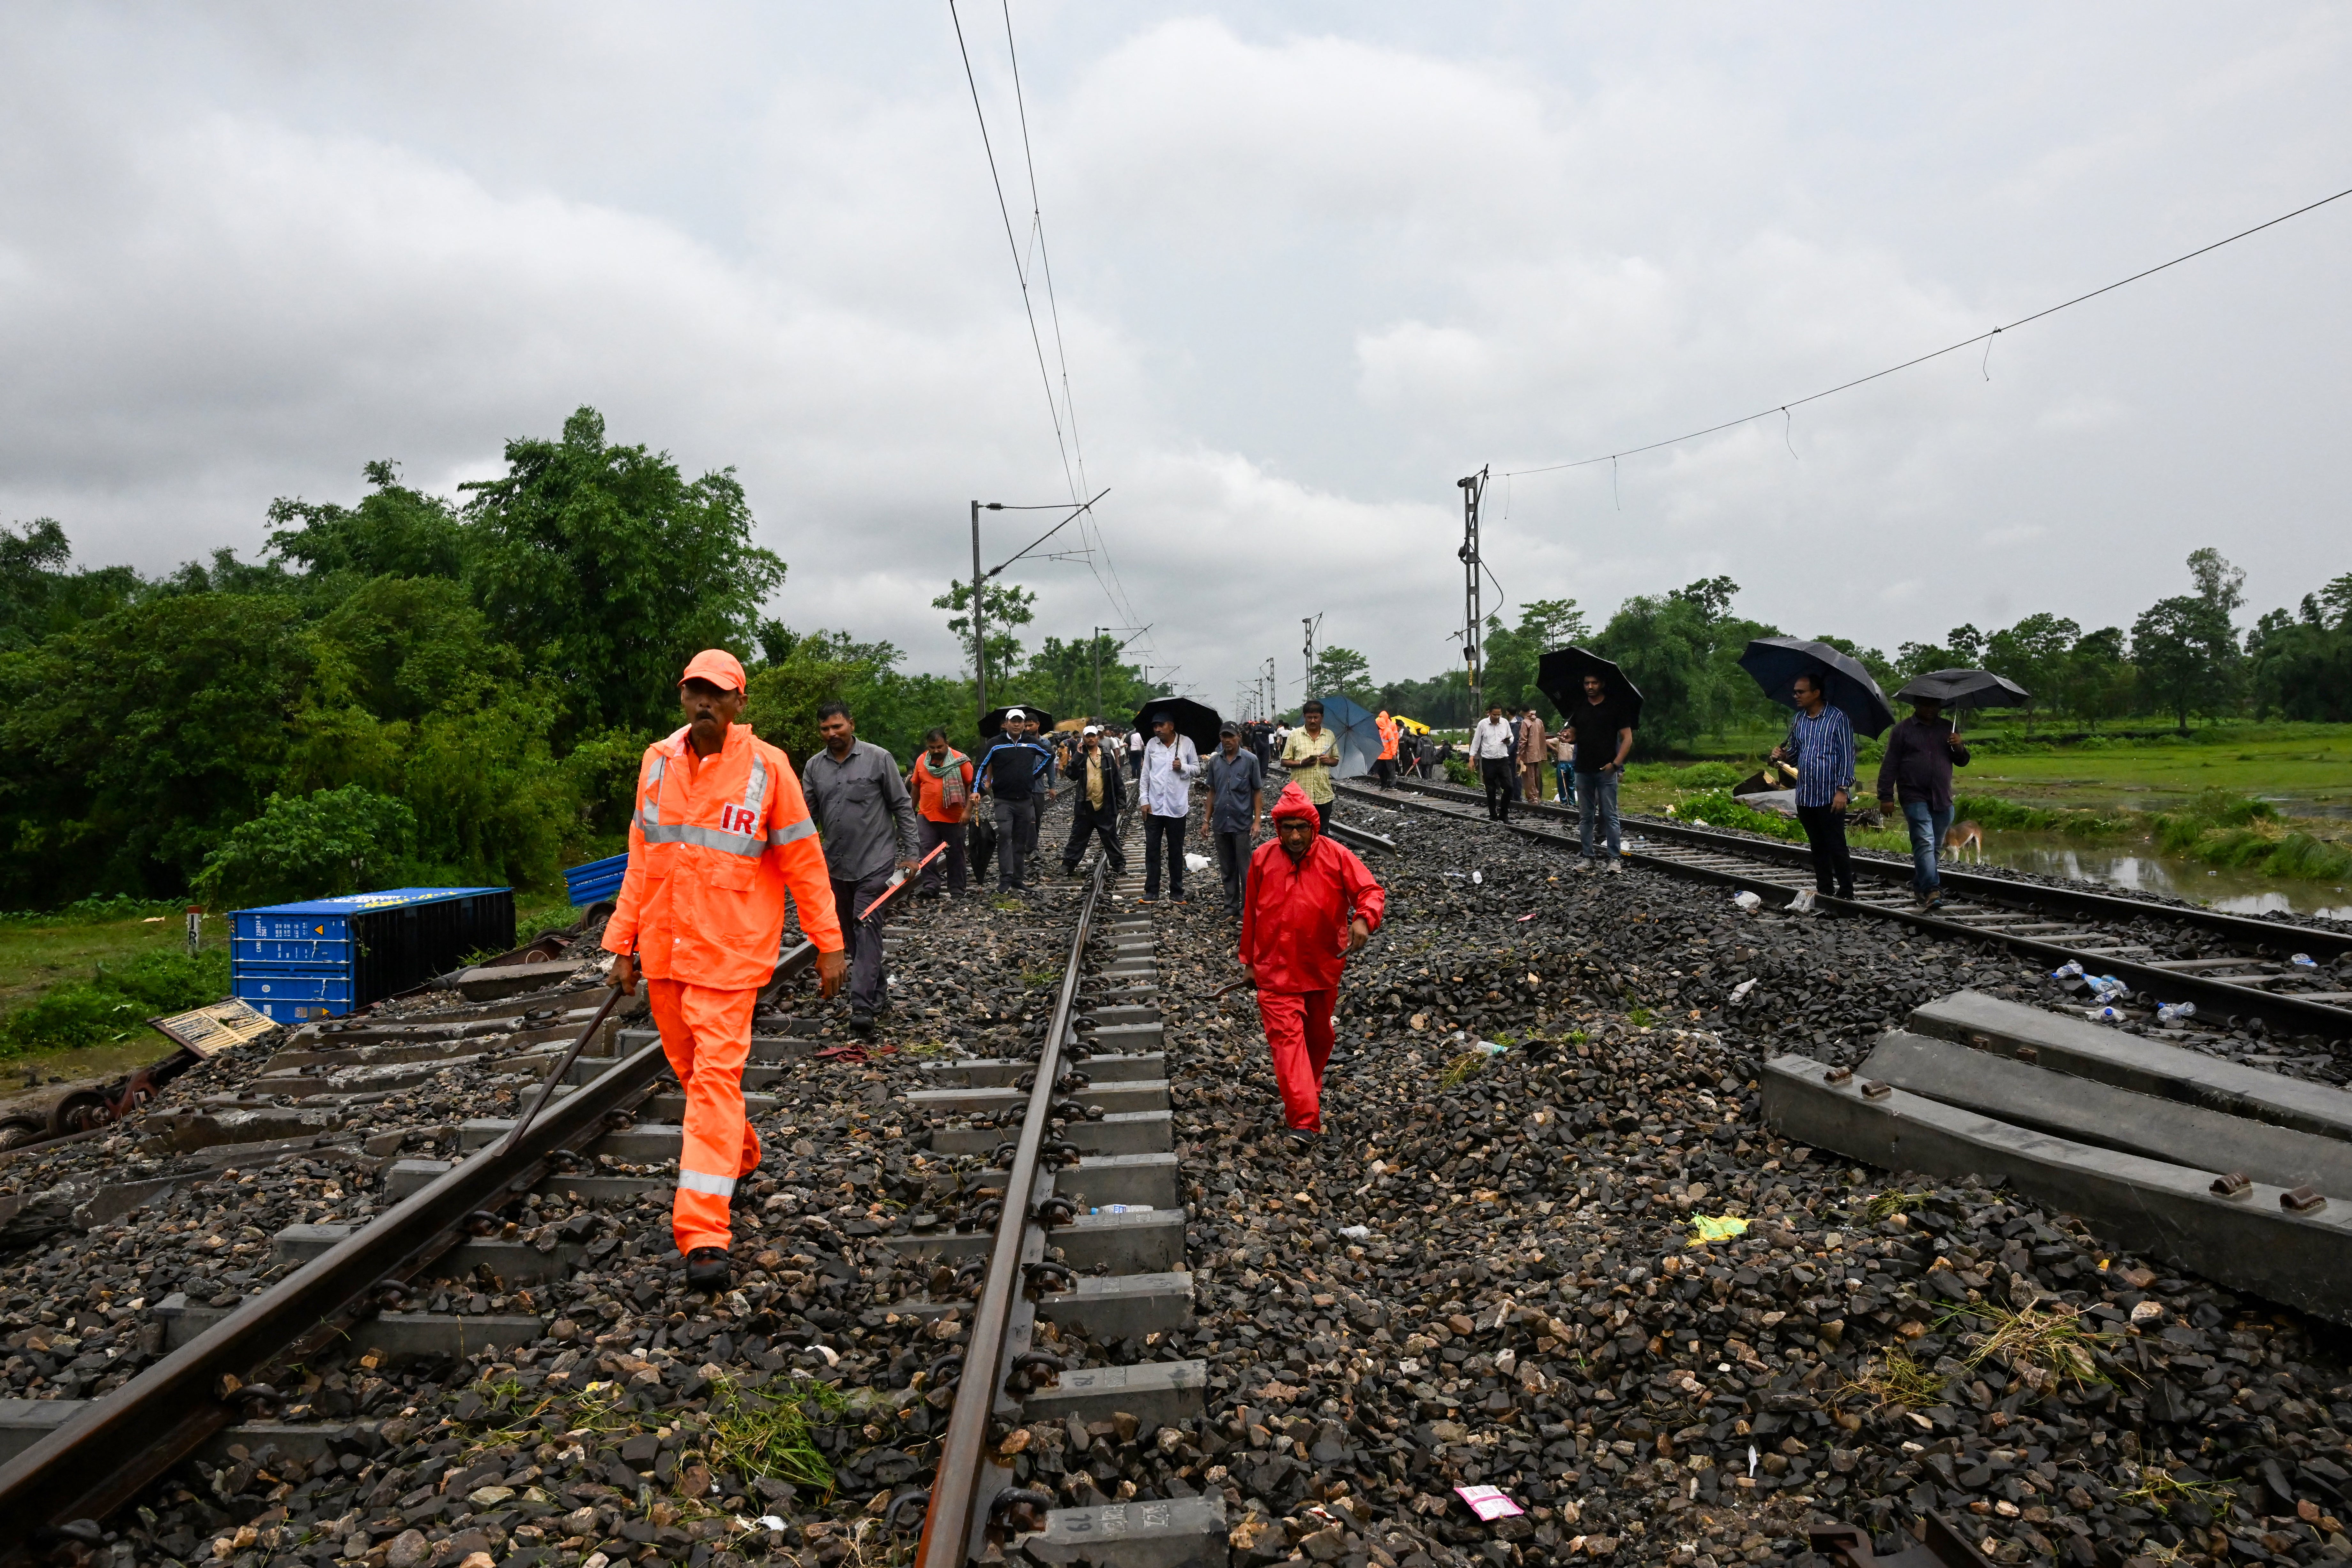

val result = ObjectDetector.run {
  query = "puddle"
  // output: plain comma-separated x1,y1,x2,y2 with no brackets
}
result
1976,831,2352,920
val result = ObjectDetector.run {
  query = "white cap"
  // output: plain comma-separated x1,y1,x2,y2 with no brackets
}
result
1005,708,1026,720
1083,724,1101,735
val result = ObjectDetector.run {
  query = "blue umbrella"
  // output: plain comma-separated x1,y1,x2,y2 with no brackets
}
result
1737,637,1896,738
1310,694,1383,778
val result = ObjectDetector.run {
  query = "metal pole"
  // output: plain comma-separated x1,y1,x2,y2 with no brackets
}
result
970,500,987,732
1092,626,1103,718
1458,468,1487,712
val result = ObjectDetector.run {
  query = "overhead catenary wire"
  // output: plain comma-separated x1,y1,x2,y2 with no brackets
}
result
1495,182,2352,481
947,0,1080,504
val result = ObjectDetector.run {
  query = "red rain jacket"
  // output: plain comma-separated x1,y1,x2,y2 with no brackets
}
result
1240,833,1386,993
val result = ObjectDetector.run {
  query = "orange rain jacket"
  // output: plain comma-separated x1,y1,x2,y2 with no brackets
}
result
1376,712,1400,762
605,723,843,987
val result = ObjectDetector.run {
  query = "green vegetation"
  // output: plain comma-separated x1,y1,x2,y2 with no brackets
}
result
703,1371,846,1496
1,945,229,1057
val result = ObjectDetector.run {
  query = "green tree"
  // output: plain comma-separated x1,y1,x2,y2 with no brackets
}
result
0,592,310,904
461,407,787,737
192,784,419,908
1309,646,1375,706
2131,597,2217,733
932,578,1036,689
2062,626,2135,728
266,460,467,582
1019,633,1149,724
2,519,142,648
1982,613,2078,731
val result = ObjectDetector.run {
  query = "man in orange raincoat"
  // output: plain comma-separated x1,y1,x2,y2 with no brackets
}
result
605,649,847,1292
1241,782,1385,1151
1374,710,1401,790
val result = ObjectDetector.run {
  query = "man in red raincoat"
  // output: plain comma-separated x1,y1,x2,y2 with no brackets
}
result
1241,782,1386,1150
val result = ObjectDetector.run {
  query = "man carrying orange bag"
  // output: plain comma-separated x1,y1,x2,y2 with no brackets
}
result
605,649,847,1293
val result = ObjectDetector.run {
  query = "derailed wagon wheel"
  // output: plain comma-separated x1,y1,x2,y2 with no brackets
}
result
48,1090,115,1136
0,1115,45,1151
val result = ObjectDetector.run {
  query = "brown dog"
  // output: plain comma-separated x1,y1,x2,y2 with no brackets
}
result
1943,820,1983,863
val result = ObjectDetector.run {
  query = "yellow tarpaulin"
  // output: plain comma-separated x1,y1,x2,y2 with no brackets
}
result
1391,715,1433,734
1687,1214,1750,1247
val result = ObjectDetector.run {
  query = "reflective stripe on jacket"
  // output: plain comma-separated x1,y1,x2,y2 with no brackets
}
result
604,723,843,987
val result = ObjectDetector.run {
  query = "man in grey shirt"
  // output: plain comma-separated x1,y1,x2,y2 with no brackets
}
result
1199,721,1264,917
802,700,920,1031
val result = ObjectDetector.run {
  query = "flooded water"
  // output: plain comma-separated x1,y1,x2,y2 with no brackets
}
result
1975,830,2352,920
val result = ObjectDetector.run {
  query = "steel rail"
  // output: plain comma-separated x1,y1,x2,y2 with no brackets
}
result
1339,781,2352,1039
1372,773,2352,961
0,876,928,1555
916,858,1107,1568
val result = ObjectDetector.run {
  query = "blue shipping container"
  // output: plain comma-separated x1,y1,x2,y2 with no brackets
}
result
563,852,629,907
230,886,513,1021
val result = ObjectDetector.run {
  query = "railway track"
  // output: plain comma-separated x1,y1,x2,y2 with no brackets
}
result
0,787,1221,1567
1336,776,2352,1042
0,868,943,1559
905,822,1216,1567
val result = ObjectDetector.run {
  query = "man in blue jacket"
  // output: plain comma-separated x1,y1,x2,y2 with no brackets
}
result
976,710,1055,893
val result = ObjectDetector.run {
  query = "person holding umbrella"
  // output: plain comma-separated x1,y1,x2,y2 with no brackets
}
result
1141,712,1201,902
1773,672,1858,901
1880,680,1984,910
1565,673,1636,869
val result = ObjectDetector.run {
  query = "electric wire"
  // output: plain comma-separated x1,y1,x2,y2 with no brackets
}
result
1497,182,2352,480
947,0,1080,503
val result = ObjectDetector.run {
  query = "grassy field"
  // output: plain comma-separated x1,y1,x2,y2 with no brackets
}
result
0,888,578,1076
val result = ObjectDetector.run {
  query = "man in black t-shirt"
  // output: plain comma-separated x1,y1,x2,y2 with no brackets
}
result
1565,673,1635,871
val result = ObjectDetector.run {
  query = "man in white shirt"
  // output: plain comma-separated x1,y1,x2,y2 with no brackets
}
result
1469,700,1518,822
1140,714,1200,902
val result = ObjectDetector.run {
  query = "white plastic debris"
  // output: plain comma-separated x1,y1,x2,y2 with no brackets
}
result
1338,1223,1371,1239
1471,870,1484,885
1732,891,1762,911
1787,889,1818,914
811,1343,840,1367
2293,953,2318,968
2157,1001,2197,1024
1728,978,1758,1005
1091,1204,1152,1214
2086,1006,2126,1024
1184,852,1211,872
2051,961,2084,980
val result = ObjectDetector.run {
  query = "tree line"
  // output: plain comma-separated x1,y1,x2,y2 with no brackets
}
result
1307,546,2352,745
0,407,1148,912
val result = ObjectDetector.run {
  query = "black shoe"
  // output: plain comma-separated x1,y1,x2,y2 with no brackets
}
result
1282,1129,1319,1154
848,1010,876,1035
685,1246,732,1294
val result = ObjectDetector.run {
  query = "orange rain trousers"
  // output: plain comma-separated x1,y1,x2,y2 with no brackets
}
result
647,977,763,1256
1259,987,1338,1132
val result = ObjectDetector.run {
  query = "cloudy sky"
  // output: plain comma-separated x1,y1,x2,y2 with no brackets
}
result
4,3,2347,706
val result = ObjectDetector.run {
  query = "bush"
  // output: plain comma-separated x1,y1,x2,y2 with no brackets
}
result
1674,788,1806,842
1,948,230,1056
193,784,419,909
1671,762,1742,789
0,893,186,924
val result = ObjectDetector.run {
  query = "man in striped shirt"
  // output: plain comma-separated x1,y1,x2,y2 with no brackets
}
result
1770,672,1856,901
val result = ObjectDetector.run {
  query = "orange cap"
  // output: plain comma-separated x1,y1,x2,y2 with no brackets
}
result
678,648,747,693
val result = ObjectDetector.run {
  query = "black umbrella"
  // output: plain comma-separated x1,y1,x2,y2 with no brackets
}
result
1536,646,1646,726
979,704,1056,740
1737,636,1896,737
1894,668,2031,710
1132,696,1222,751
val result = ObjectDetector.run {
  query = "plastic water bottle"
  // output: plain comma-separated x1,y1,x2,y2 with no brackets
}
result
2051,962,2084,981
1091,1204,1153,1215
2157,1001,2197,1024
2292,953,2318,968
2086,1006,2127,1024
